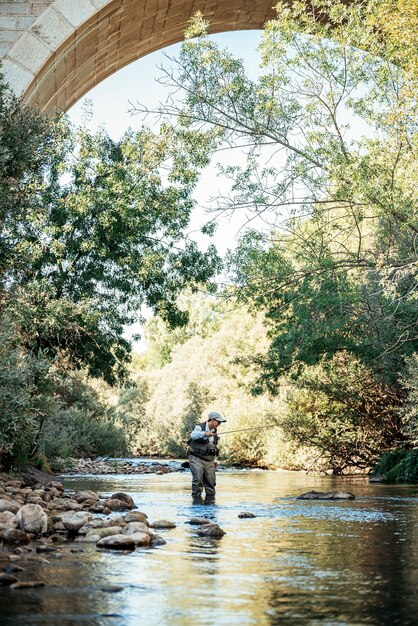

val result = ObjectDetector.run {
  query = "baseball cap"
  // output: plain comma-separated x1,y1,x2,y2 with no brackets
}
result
208,411,226,423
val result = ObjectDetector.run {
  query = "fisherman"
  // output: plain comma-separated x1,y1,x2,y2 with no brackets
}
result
187,411,226,504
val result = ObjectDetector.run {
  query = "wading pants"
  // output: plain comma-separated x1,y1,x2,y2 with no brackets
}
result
188,454,216,500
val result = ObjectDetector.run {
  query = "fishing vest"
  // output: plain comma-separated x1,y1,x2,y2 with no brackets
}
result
187,421,219,461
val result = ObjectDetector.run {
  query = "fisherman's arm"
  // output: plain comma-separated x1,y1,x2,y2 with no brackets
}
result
190,425,212,439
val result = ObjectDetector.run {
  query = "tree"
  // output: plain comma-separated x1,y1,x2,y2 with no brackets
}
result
1,101,220,383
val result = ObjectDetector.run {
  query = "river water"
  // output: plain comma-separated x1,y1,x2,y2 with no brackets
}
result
2,467,418,626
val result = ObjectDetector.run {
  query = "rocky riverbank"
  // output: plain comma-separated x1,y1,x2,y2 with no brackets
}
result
0,471,182,589
59,457,184,475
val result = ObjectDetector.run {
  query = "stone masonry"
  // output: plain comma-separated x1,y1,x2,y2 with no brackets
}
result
0,0,277,113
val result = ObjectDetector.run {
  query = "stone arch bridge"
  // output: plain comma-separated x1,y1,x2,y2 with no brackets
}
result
0,0,278,113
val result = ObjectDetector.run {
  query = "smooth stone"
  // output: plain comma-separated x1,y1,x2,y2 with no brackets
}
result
110,493,135,509
0,511,18,530
2,564,25,573
150,535,167,546
9,580,45,589
17,504,48,534
130,532,152,547
1,529,31,544
296,491,355,500
96,534,136,550
84,526,123,540
187,518,211,525
61,511,93,532
73,490,100,503
45,481,64,492
100,585,124,593
104,499,132,512
196,523,226,538
238,512,257,518
0,573,18,585
0,499,20,514
150,520,176,529
122,522,150,536
124,511,148,523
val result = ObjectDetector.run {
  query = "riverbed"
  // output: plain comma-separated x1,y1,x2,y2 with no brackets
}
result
2,467,418,625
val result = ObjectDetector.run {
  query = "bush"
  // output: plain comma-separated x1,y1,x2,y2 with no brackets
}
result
373,449,418,483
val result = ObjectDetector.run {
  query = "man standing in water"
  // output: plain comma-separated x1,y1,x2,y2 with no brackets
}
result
187,411,226,504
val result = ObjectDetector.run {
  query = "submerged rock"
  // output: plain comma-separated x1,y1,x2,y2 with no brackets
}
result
297,490,355,500
187,518,211,525
238,512,257,518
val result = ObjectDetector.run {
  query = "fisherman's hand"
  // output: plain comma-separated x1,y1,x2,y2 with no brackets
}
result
204,431,213,437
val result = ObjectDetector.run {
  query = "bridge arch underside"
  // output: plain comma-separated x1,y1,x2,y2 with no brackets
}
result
17,0,277,113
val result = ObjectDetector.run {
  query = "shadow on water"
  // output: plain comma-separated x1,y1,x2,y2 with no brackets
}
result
2,469,418,625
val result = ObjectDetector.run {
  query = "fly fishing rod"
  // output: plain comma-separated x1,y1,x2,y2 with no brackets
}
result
216,424,278,436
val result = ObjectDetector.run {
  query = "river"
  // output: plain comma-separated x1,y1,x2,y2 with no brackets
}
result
2,467,418,625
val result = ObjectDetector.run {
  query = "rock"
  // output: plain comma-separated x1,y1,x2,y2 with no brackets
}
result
17,504,48,535
0,573,18,585
100,585,124,593
238,512,257,518
296,490,355,500
45,481,64,492
73,490,100,503
1,529,31,544
104,498,132,512
150,535,167,547
124,511,148,523
196,523,226,538
150,520,176,529
0,511,18,530
0,499,20,514
130,532,151,547
96,534,136,550
187,518,211,525
369,475,386,483
110,493,135,508
2,564,24,573
122,522,150,536
9,580,45,589
61,511,92,533
83,526,123,541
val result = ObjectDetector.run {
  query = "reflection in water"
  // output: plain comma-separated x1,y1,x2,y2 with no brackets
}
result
1,470,418,625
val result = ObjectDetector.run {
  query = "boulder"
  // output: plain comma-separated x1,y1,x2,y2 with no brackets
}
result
45,481,64,492
61,511,92,533
110,493,135,508
238,512,257,518
78,526,124,542
96,534,136,550
0,499,20,514
17,504,48,535
122,522,150,536
296,490,355,500
73,490,100,503
187,518,211,525
150,520,176,529
130,532,151,547
0,511,18,530
1,528,31,544
124,511,148,523
104,499,132,512
196,523,226,538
